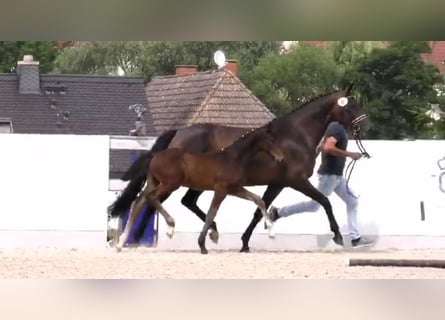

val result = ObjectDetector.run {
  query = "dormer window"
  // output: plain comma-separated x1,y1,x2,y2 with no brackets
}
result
0,119,13,133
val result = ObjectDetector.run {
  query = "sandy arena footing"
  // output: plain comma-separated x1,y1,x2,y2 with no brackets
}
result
1,247,445,278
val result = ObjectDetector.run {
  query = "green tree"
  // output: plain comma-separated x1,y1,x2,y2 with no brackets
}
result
331,41,384,74
53,41,144,75
419,85,445,139
347,41,444,139
243,44,343,116
53,41,279,81
0,41,58,73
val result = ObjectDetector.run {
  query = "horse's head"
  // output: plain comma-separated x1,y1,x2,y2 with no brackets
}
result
256,135,284,162
233,120,284,163
330,84,369,137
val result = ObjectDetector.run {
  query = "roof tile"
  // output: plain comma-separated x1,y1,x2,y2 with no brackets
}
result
146,69,275,133
0,72,156,176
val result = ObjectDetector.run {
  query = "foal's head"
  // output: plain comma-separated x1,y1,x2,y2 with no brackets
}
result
255,120,284,162
225,120,284,162
329,84,368,135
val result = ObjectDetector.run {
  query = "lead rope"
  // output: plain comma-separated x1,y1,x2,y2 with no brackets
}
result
345,158,358,198
344,126,371,198
437,157,445,193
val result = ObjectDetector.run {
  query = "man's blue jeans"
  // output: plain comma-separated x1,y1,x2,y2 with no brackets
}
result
277,174,361,240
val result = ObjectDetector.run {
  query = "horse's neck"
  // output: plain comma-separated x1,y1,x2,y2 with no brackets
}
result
285,99,334,151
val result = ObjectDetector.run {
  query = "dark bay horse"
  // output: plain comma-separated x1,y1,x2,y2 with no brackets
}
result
115,121,284,254
108,86,368,252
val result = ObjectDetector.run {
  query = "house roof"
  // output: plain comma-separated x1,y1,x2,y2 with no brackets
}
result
0,71,156,177
145,69,275,134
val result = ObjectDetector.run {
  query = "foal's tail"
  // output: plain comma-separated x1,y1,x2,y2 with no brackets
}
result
107,129,177,218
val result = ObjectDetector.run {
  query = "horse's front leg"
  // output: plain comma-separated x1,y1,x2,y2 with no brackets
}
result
290,178,343,246
198,190,226,254
232,188,275,239
181,188,219,244
240,185,283,253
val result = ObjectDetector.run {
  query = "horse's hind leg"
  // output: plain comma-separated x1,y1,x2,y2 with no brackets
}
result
134,186,174,242
151,184,177,239
115,190,147,252
181,189,219,244
115,176,161,251
152,200,176,239
232,188,275,239
198,189,226,254
290,178,343,246
132,175,161,242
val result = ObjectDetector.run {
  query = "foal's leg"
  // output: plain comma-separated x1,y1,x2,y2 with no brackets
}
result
240,185,283,253
232,188,275,239
198,189,226,254
133,178,161,242
151,198,176,239
181,188,219,244
115,192,147,252
151,185,177,238
291,178,343,246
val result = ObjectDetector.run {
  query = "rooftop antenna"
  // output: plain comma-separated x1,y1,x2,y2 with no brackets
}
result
213,50,227,69
129,103,147,136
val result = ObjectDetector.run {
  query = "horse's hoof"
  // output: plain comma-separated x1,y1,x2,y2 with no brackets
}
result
333,234,344,246
167,226,175,239
208,229,219,244
240,246,250,253
115,246,122,253
200,248,208,255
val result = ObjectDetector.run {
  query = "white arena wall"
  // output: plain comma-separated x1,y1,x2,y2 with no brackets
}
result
0,134,110,249
1,133,445,251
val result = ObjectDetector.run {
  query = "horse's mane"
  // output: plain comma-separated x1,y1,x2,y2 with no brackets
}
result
221,119,276,151
288,89,341,115
222,89,341,150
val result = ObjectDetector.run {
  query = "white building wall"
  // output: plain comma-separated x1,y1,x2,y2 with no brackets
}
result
1,134,445,251
155,140,445,251
0,134,110,249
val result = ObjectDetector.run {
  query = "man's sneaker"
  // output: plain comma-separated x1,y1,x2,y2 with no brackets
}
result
264,206,279,230
351,237,374,248
267,206,279,222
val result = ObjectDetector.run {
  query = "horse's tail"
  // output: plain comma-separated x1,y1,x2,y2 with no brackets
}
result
107,129,177,218
121,129,178,181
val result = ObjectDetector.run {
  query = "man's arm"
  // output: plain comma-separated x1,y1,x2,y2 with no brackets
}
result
323,137,362,160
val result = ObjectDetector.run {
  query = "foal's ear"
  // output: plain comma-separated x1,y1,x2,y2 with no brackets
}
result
268,118,277,132
268,143,284,162
258,135,284,162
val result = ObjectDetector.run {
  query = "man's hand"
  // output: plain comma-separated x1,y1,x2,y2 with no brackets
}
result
349,152,363,160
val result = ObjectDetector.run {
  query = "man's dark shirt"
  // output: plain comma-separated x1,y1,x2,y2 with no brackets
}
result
317,122,348,176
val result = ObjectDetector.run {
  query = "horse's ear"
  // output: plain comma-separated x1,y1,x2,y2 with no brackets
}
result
267,140,284,162
256,135,284,162
345,83,354,96
268,118,276,132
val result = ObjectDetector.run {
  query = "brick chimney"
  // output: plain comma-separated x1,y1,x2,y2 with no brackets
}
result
175,65,198,76
17,55,40,94
224,59,239,77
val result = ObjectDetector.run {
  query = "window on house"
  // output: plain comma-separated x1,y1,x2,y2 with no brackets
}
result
0,119,13,133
